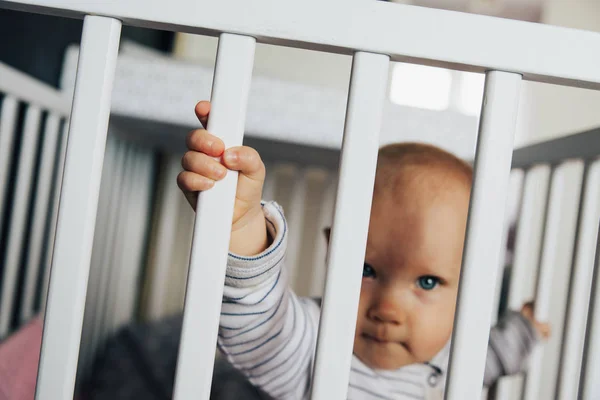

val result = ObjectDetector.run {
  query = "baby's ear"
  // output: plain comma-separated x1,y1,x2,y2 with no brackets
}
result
323,227,331,245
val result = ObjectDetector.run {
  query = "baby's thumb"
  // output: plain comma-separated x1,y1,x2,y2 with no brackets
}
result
223,147,265,182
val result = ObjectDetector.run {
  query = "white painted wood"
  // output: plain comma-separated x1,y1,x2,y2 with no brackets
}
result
146,156,184,320
173,33,255,400
0,105,42,338
557,160,600,400
445,71,521,400
41,122,69,313
522,165,565,400
0,96,18,239
310,51,389,400
3,0,600,89
581,218,600,400
35,16,121,400
0,61,70,116
20,113,62,323
492,164,550,400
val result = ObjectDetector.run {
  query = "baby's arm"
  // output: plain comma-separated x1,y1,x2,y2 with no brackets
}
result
219,201,320,399
483,303,551,386
178,101,319,399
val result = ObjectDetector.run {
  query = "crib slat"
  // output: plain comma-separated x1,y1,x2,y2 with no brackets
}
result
445,71,521,400
0,105,42,338
40,122,69,312
35,16,121,400
146,156,182,320
20,113,62,323
493,165,551,399
0,95,18,235
580,218,600,400
556,160,600,400
172,33,256,400
310,51,389,400
522,165,565,399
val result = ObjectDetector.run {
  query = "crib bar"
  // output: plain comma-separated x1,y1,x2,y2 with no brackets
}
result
310,51,389,400
580,219,600,400
445,71,521,400
20,113,62,323
146,156,182,319
492,165,550,400
522,165,565,400
41,122,69,312
0,96,18,234
0,105,42,338
557,160,600,400
4,0,600,89
35,16,121,400
0,61,70,116
173,33,256,400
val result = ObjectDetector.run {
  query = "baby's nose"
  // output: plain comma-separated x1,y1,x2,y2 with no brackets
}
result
368,298,409,325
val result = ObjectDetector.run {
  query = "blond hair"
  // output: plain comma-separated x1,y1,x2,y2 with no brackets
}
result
374,142,473,195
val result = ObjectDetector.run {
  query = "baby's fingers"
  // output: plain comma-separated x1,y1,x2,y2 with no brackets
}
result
222,146,265,181
535,321,551,340
195,101,211,128
186,129,225,158
181,151,228,181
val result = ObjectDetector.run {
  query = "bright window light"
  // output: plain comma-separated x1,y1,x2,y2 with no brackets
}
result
389,63,452,111
457,71,485,116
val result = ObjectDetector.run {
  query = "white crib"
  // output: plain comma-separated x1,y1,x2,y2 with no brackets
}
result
0,1,600,399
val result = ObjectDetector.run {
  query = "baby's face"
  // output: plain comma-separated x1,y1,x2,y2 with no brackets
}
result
353,178,470,370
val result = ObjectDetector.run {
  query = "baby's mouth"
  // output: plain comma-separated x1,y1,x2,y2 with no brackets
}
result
362,333,410,351
363,333,398,344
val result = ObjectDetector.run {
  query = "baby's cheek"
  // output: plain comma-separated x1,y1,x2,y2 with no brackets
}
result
412,296,455,359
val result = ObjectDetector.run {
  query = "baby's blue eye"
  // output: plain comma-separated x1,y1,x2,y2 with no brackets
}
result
417,276,440,291
363,263,376,279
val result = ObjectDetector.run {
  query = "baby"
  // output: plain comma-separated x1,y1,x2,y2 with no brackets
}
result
178,101,550,399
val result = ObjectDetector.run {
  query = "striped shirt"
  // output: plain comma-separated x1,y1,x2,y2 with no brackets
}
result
218,201,539,400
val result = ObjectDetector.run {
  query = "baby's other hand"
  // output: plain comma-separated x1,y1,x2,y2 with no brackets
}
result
521,302,551,340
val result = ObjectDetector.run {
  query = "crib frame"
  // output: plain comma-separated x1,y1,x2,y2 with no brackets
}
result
2,1,600,399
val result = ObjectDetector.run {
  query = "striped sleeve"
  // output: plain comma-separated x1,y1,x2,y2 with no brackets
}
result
483,310,539,386
218,201,320,400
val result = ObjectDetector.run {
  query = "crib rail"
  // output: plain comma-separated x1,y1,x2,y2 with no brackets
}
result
2,0,600,89
494,128,600,400
0,61,70,337
3,1,600,400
